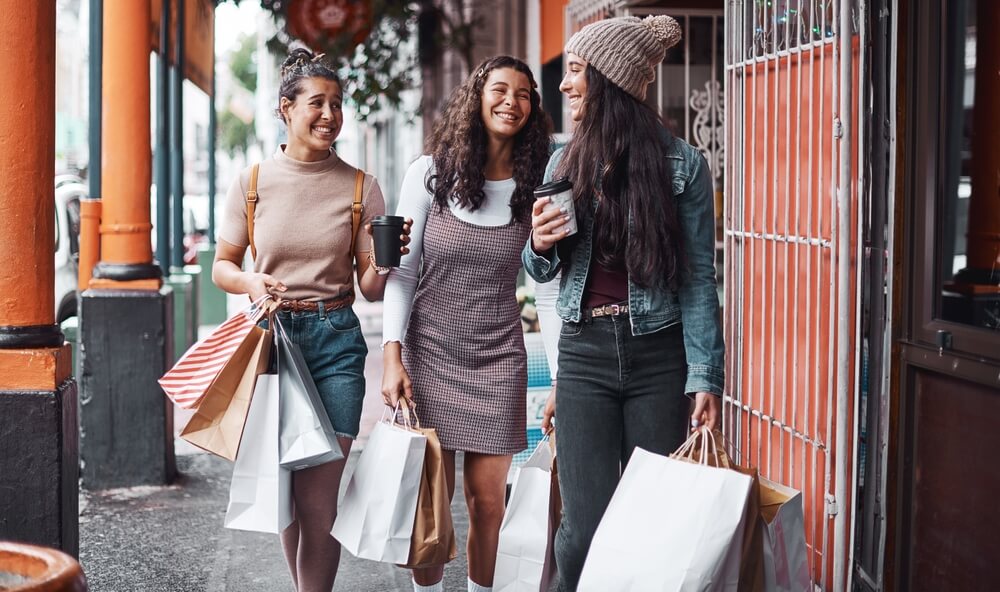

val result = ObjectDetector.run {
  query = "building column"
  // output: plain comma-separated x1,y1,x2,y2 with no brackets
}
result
0,0,79,555
80,0,175,489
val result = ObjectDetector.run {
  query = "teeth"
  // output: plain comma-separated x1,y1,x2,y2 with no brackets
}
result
495,113,517,121
315,127,333,133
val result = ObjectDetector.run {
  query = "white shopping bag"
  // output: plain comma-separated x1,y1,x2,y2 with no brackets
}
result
331,411,427,564
275,318,343,470
759,477,810,592
494,438,559,592
224,374,293,533
578,433,753,592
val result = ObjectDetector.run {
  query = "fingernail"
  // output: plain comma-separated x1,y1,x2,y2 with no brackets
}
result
560,207,568,213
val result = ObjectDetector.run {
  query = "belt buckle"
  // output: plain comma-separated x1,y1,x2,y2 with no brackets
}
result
609,304,620,316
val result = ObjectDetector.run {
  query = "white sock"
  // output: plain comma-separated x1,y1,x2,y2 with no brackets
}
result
468,577,492,592
413,578,443,592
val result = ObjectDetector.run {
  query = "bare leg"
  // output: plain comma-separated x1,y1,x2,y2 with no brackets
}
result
280,520,300,589
463,452,512,587
283,437,353,592
412,449,457,587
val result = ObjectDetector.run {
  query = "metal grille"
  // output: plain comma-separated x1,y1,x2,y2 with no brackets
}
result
723,1,863,590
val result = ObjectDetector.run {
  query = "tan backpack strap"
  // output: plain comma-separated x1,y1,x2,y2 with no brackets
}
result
351,169,364,258
246,163,260,261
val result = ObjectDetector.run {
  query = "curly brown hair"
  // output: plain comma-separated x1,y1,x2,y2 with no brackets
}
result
424,56,553,222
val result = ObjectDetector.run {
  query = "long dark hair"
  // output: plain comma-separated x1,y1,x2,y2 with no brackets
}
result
425,56,552,222
557,66,684,288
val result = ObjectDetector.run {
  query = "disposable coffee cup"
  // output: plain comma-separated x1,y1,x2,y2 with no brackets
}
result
370,215,406,267
533,177,577,237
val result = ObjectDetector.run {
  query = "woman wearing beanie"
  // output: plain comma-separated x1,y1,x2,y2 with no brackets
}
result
522,15,725,590
381,55,552,592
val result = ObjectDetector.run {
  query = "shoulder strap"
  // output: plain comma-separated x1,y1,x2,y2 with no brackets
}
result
246,163,260,260
351,169,364,258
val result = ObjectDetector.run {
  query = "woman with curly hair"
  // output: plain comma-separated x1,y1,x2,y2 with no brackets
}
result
381,55,552,592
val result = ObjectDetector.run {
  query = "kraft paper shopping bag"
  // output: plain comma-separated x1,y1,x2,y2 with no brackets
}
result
180,324,271,460
401,424,458,569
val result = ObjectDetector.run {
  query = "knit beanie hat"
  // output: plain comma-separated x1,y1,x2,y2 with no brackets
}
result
564,15,682,101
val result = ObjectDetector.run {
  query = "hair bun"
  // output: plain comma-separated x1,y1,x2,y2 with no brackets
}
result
642,15,681,50
280,47,316,78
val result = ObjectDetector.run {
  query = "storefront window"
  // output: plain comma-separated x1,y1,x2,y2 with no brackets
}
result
939,0,999,331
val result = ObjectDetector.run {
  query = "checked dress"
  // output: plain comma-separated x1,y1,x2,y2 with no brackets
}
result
402,207,531,455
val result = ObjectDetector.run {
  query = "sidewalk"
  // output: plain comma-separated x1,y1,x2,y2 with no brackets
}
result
78,450,472,591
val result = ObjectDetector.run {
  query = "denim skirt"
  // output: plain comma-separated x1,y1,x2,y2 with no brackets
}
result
263,305,368,439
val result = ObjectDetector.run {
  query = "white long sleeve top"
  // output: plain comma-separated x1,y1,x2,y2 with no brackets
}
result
382,156,517,345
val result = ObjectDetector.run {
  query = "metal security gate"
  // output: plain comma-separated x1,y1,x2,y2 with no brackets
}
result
723,1,864,590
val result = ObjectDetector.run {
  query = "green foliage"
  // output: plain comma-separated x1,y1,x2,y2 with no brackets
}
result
229,34,257,92
215,0,478,122
218,109,256,158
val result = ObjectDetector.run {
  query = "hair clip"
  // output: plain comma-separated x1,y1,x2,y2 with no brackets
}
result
311,53,326,62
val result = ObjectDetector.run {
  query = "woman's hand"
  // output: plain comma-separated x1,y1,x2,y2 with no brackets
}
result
381,342,413,408
531,197,571,254
541,383,557,435
244,272,287,302
690,392,720,432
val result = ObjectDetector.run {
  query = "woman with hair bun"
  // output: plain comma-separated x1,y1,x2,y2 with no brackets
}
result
523,16,726,590
381,55,552,592
213,47,410,592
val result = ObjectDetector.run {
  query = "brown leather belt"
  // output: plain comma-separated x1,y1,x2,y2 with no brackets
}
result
588,303,629,318
277,293,354,313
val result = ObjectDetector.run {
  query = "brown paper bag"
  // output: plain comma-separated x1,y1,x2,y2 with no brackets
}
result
401,425,458,568
181,325,272,460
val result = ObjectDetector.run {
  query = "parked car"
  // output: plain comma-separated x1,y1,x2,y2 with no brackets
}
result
54,181,84,323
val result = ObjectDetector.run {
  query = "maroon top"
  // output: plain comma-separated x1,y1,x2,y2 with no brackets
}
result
583,261,628,308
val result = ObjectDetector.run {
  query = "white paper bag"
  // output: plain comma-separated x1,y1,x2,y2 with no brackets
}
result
759,477,811,592
275,320,343,470
578,446,753,592
494,439,559,592
330,416,427,564
224,374,293,534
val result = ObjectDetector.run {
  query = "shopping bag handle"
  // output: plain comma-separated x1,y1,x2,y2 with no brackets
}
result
246,294,276,322
380,401,414,430
671,427,731,467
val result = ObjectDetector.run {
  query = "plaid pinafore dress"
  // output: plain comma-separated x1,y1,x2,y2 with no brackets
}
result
402,206,531,455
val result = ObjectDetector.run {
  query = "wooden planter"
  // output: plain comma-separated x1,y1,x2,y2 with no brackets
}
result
0,543,86,591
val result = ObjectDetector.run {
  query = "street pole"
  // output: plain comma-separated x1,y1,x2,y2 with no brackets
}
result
0,0,78,555
156,0,171,274
208,57,217,246
170,0,185,271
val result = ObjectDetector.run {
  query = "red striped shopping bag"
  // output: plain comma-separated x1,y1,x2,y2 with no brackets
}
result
160,295,272,409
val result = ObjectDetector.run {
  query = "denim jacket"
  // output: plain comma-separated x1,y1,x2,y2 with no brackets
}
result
522,134,725,396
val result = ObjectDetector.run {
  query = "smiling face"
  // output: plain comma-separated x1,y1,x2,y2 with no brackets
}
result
560,53,589,122
479,67,533,140
280,76,343,161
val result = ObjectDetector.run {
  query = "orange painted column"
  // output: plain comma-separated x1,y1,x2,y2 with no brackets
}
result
0,4,57,329
90,0,161,290
0,0,70,388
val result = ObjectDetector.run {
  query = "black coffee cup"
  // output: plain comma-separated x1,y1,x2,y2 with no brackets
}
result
370,215,406,267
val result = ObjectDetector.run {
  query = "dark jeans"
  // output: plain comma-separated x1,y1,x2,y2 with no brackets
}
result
554,316,689,591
